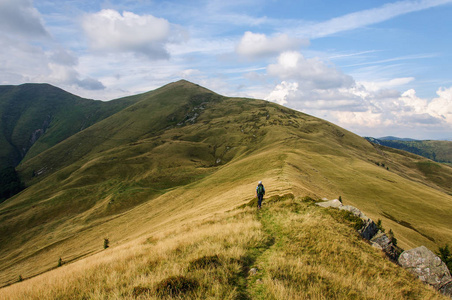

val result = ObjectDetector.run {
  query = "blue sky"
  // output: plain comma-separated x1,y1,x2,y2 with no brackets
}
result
1,0,452,140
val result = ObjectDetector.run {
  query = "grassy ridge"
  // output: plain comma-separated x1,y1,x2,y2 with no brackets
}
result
0,83,137,169
0,80,451,289
0,196,446,299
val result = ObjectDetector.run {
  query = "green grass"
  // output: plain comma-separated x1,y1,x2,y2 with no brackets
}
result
0,80,451,289
366,138,452,164
0,83,137,170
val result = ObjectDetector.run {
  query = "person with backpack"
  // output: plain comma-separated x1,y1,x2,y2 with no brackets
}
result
256,181,265,209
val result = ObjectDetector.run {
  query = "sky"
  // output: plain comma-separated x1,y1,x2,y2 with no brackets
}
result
1,0,452,140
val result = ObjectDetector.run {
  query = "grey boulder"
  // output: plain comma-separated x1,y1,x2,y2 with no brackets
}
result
398,246,452,291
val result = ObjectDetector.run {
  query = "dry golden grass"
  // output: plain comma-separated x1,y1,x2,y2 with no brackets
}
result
1,81,451,294
0,196,447,299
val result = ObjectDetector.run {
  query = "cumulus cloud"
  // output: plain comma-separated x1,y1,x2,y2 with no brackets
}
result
267,51,354,90
0,0,48,38
263,50,452,137
0,1,105,93
265,81,298,105
428,87,452,124
0,34,104,91
82,9,184,59
236,32,308,58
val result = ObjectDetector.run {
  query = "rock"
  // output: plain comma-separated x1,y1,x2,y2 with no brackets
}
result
371,231,391,250
358,219,379,240
370,231,399,261
440,281,452,297
316,201,379,240
339,205,369,220
398,246,452,290
316,199,343,208
249,268,258,275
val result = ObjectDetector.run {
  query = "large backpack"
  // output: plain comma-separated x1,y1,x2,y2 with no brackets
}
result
257,184,264,195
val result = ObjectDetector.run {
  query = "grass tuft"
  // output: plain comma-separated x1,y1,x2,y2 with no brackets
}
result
325,208,364,231
154,275,199,297
188,255,222,270
132,286,152,298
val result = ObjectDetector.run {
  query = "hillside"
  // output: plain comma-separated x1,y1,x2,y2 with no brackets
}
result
0,83,137,169
1,196,447,299
0,80,452,297
366,137,452,165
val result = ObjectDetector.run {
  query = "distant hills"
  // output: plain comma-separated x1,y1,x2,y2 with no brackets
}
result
0,83,137,169
0,80,451,292
378,136,419,142
365,136,452,164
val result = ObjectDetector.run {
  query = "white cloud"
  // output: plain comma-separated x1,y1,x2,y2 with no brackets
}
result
180,69,201,78
297,0,452,38
360,77,415,93
265,81,298,105
267,51,354,90
398,89,428,113
427,87,452,124
0,35,104,91
82,9,185,60
0,0,48,38
236,32,308,58
264,49,452,137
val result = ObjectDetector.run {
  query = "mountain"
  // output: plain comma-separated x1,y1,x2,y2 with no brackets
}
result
0,80,451,297
0,83,137,169
378,136,419,142
365,137,452,164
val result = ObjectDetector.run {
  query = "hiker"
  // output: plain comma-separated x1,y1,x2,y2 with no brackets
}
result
256,181,265,209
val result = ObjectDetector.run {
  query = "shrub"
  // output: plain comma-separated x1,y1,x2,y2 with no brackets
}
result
388,229,397,246
57,257,63,267
376,219,385,232
437,244,452,273
104,238,109,249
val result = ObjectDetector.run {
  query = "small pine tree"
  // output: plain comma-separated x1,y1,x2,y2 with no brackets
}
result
104,238,109,249
438,244,452,273
338,196,342,203
57,257,63,267
18,275,23,282
376,219,385,232
388,229,397,246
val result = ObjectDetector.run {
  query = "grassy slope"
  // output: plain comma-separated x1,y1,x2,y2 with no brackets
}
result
0,81,451,293
0,83,137,168
0,196,446,299
367,138,452,164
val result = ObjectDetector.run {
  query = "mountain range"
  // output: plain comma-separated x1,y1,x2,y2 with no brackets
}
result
365,137,452,165
0,80,451,298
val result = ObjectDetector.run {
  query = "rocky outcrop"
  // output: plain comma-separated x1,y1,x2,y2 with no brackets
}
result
398,246,452,296
441,281,452,297
316,200,381,243
316,199,342,208
370,231,400,261
316,199,452,298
